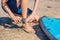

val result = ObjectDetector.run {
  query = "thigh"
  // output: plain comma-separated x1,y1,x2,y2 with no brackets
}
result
17,0,21,6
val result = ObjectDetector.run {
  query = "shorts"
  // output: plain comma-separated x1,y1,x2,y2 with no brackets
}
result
15,6,32,15
3,0,32,15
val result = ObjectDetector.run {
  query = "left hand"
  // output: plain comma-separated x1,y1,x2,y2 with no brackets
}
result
26,13,35,22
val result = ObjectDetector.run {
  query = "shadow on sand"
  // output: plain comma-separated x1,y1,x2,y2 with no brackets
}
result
33,25,47,40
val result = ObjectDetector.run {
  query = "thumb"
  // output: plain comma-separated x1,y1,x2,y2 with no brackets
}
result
26,18,29,23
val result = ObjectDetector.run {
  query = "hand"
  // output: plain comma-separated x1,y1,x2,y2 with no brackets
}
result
11,16,22,23
26,13,39,23
26,14,35,22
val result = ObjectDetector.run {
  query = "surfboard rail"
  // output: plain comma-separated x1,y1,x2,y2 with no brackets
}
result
39,16,57,40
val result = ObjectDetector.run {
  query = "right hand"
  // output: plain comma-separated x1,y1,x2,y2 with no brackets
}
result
11,15,22,23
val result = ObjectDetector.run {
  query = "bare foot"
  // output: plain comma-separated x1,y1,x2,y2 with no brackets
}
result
22,23,35,33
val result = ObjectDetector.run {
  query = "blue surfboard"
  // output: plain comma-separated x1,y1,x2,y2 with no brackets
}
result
39,16,60,40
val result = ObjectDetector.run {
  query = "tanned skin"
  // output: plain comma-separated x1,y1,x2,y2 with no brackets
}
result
2,0,39,33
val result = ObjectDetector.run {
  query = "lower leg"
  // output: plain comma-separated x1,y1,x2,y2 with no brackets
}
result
21,0,28,18
21,0,35,33
17,0,21,7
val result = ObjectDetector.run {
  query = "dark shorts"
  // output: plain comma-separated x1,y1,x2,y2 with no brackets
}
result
3,0,32,15
13,6,32,15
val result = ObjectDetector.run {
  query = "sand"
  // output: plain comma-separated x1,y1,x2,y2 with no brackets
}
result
0,0,60,40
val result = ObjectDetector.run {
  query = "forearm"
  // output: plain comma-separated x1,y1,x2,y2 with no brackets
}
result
2,1,15,17
32,0,39,14
21,0,28,18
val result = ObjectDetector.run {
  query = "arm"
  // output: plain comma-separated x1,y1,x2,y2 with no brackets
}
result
1,0,22,23
32,0,39,14
26,0,39,22
1,0,15,17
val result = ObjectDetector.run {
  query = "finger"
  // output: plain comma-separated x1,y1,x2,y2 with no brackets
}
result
14,19,18,24
28,19,33,23
26,17,28,22
19,17,22,22
17,17,21,23
14,18,19,24
26,18,29,23
26,17,32,22
16,19,19,23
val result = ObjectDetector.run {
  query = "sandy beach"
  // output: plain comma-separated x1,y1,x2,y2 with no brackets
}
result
0,0,60,40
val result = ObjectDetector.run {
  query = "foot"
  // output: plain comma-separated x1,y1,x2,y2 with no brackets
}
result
22,23,35,33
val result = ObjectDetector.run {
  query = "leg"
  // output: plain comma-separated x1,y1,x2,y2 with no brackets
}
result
16,0,21,7
21,0,35,33
21,0,28,18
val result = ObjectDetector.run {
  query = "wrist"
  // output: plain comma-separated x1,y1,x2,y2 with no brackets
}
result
9,12,15,16
10,14,15,18
22,18,27,24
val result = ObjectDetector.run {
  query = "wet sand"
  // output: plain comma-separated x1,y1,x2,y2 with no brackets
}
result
0,0,60,40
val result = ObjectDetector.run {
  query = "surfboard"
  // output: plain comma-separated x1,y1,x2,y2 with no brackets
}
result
39,16,60,40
